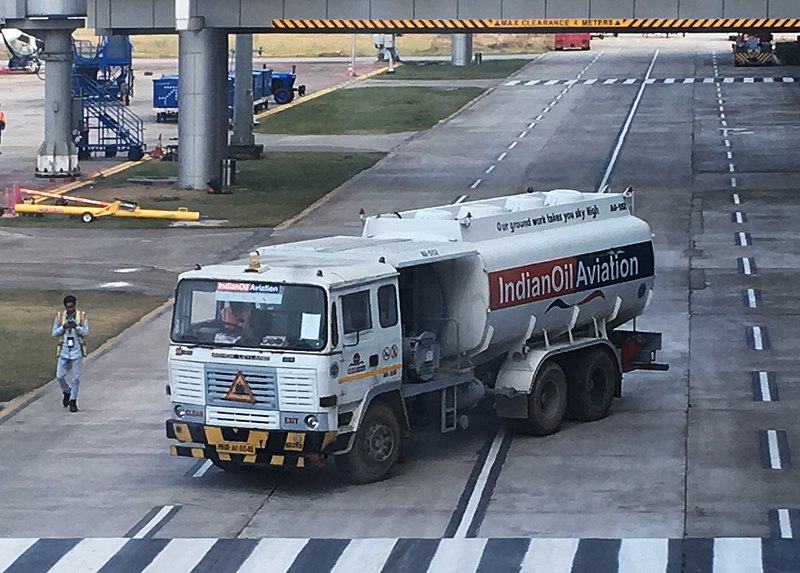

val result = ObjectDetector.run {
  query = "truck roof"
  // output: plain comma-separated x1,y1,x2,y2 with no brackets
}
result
178,190,634,289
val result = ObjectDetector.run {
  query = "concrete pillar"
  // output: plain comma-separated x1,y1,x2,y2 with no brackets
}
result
36,28,79,177
451,34,473,67
214,32,229,166
231,34,254,147
177,28,226,190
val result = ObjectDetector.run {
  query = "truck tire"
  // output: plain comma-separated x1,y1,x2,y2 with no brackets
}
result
274,87,294,104
510,361,567,436
566,348,618,422
336,401,401,483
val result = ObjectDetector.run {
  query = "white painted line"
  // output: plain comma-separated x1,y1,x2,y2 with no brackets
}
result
584,78,597,85
719,105,725,112
618,538,669,573
330,538,398,573
238,539,309,573
645,78,656,84
192,459,213,478
733,193,740,204
767,430,782,469
527,122,536,129
742,257,751,274
99,281,132,288
544,79,559,86
764,77,774,83
524,80,541,86
426,538,487,573
506,80,522,86
753,326,764,350
725,139,731,148
470,179,483,190
724,77,735,83
49,538,129,573
0,539,37,572
664,78,675,84
535,114,544,121
759,372,772,401
735,212,744,224
598,50,659,192
141,538,217,573
712,538,763,573
565,80,577,86
556,93,563,100
518,131,528,138
520,539,579,573
779,509,794,538
497,152,507,161
739,233,749,247
744,77,755,84
783,77,795,83
453,428,507,538
731,177,737,188
114,268,142,273
727,151,733,159
508,141,518,150
721,112,726,119
133,505,176,539
683,78,695,84
729,163,736,173
703,77,714,83
543,106,551,113
624,78,637,85
485,165,495,174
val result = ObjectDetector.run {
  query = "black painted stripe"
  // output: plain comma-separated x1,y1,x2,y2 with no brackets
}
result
3,539,80,573
97,539,170,573
570,538,621,573
379,539,439,573
286,539,348,573
759,430,791,469
443,432,496,538
476,538,530,573
466,432,513,537
746,326,770,350
666,538,684,573
190,539,260,573
682,538,714,573
741,289,762,308
732,212,749,224
184,459,207,477
768,509,800,539
735,232,752,246
763,537,800,572
124,505,181,539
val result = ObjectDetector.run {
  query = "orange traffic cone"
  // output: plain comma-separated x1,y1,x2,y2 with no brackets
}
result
151,134,164,159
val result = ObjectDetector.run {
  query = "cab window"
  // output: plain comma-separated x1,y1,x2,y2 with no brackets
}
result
342,290,372,334
378,284,398,328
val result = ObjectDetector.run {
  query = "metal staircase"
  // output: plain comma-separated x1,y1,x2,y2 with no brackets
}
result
73,78,145,160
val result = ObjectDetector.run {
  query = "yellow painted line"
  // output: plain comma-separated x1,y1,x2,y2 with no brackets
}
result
339,363,401,384
32,156,152,203
255,63,395,121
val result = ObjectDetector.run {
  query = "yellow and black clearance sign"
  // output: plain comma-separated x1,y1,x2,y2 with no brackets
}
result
272,18,800,32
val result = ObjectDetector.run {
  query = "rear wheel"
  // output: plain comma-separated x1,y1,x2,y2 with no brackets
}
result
81,212,94,224
565,348,618,422
336,401,401,483
509,361,567,436
273,87,293,104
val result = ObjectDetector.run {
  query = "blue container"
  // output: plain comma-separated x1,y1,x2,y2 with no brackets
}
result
153,74,179,109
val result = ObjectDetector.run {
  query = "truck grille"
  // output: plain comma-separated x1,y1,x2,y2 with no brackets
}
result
206,406,279,429
206,365,278,409
278,368,317,411
170,361,205,403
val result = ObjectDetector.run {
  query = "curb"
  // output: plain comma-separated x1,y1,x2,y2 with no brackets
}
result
33,156,153,203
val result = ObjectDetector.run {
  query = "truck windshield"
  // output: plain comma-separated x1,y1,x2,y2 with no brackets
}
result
171,279,327,351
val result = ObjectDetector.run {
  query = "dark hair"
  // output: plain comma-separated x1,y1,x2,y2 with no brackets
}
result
63,295,77,305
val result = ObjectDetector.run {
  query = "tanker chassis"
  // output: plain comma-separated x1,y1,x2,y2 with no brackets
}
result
166,189,667,483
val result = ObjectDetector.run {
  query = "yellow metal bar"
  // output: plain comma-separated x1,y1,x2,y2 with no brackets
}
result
14,203,200,221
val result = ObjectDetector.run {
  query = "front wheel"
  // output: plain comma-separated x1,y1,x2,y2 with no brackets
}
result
336,401,401,483
509,361,567,436
81,212,94,224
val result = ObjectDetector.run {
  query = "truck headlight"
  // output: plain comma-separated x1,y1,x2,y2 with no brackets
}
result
304,415,319,429
174,404,186,418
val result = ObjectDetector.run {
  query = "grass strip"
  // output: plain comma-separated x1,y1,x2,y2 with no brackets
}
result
254,86,484,135
0,289,168,403
374,59,530,80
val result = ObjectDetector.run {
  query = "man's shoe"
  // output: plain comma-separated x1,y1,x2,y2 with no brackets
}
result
69,400,78,413
62,393,70,407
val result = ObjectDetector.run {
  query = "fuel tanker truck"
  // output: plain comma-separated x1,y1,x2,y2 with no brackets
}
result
166,189,667,483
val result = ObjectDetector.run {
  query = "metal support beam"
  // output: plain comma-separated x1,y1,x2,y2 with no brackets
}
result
451,34,472,67
35,27,79,177
177,27,226,190
231,34,254,147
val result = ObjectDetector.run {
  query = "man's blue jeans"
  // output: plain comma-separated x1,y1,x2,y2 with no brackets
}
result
56,355,81,400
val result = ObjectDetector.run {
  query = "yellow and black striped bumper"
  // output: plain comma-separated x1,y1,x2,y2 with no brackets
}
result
271,18,800,33
734,51,778,65
166,420,341,467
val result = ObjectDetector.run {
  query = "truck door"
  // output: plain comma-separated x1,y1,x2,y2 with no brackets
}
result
337,280,402,404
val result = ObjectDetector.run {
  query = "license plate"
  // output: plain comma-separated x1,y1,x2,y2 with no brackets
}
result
215,442,257,455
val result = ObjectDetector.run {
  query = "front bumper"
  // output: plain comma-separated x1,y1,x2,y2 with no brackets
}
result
166,420,346,467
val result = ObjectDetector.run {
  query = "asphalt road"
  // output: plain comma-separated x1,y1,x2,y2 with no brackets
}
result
1,35,800,572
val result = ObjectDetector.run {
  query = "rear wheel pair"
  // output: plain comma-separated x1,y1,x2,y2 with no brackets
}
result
509,348,617,436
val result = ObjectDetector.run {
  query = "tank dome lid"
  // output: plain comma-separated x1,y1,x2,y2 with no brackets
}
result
543,189,585,206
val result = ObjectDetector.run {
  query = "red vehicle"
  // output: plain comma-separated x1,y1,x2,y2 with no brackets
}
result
554,33,591,51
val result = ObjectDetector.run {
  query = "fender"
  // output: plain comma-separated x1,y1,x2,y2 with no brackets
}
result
334,380,410,455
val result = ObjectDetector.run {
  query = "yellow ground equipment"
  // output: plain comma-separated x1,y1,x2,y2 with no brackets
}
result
14,189,200,223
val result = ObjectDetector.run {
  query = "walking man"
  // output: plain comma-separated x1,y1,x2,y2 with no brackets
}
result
52,294,89,412
0,102,6,154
